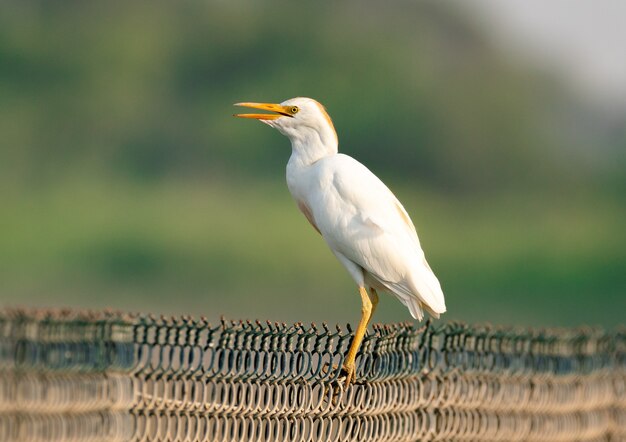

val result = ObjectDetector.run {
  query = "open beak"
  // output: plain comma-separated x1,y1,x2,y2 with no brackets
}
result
233,102,293,120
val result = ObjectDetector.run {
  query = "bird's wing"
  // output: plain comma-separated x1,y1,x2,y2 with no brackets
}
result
310,154,446,317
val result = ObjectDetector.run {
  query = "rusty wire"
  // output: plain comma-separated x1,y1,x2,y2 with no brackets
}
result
0,308,624,441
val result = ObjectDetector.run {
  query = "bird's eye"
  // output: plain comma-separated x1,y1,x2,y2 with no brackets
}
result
290,106,299,114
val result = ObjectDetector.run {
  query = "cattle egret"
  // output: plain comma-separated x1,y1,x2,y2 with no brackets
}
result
234,98,446,385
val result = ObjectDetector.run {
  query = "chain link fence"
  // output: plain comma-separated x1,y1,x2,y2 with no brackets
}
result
0,308,624,441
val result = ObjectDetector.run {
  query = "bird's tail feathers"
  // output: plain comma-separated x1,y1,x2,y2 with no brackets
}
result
381,279,437,322
398,295,424,321
409,266,446,315
422,303,441,319
371,265,445,321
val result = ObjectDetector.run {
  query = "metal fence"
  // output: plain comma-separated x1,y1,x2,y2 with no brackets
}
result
0,308,624,441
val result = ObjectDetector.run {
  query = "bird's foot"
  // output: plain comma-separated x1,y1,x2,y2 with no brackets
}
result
320,362,356,406
339,361,356,388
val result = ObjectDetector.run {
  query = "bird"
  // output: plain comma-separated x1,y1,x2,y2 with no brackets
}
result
234,97,446,385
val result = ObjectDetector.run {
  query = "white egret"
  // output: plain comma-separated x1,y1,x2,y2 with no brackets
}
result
234,98,446,385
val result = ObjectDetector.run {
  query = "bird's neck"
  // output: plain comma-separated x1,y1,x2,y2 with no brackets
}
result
287,128,338,168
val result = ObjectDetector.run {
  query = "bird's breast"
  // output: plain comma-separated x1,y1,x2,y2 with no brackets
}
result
286,161,327,235
296,199,321,234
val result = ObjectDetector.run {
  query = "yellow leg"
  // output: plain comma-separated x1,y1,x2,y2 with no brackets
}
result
367,288,379,328
341,286,378,386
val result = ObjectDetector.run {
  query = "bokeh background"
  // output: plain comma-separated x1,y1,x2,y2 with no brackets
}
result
1,0,624,327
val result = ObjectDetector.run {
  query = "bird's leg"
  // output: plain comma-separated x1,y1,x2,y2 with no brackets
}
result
341,286,375,387
367,288,379,328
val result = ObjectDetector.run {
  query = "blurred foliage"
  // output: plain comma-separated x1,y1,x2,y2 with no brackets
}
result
0,0,624,327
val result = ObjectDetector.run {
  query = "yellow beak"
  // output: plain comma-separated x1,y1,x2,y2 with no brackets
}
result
233,102,293,120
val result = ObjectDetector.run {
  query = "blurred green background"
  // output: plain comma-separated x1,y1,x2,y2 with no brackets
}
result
1,1,624,327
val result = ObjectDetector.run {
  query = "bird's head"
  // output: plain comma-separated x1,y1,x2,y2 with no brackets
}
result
234,97,338,158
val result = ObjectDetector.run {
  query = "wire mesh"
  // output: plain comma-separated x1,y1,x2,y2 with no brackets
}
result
0,308,624,441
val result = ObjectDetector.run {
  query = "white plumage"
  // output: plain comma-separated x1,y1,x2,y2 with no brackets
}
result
235,97,445,383
289,152,445,321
